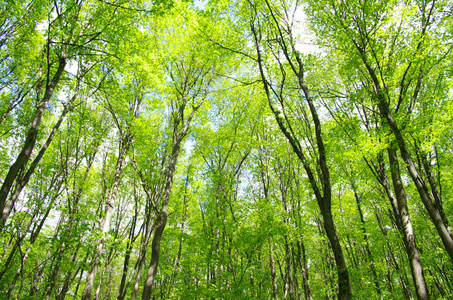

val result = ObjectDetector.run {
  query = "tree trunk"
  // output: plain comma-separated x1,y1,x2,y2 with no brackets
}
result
81,135,131,300
269,236,279,300
131,212,155,300
0,56,66,223
6,247,29,298
375,209,414,298
141,138,182,300
387,146,429,300
383,102,453,262
1,69,81,227
359,48,453,263
130,160,159,300
297,238,312,300
169,176,189,297
251,1,353,292
117,202,138,300
351,186,380,296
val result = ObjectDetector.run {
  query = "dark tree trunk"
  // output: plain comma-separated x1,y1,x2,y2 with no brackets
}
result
141,139,181,300
250,4,351,296
0,56,66,226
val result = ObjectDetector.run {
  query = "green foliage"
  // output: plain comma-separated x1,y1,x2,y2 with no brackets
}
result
0,0,452,299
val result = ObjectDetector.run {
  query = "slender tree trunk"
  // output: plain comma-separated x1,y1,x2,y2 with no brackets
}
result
0,233,24,281
293,168,312,300
130,159,160,300
131,211,156,300
44,242,66,299
6,247,29,298
1,70,81,227
0,190,55,283
351,186,380,296
316,218,336,300
383,103,453,262
258,145,279,300
419,150,451,235
169,176,189,297
141,138,182,300
0,56,66,223
277,167,294,300
73,252,92,299
251,13,351,297
387,146,429,300
284,233,294,299
299,82,351,300
0,86,31,126
140,58,208,300
94,255,112,300
269,236,279,300
290,243,301,300
297,238,312,300
81,135,131,300
359,49,453,262
375,210,413,298
321,205,350,299
57,248,83,300
117,202,138,300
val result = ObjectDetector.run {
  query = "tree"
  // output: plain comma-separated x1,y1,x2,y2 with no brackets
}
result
244,0,352,298
140,4,222,298
0,0,149,228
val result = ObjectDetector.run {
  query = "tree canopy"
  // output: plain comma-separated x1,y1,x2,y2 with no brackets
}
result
0,0,452,299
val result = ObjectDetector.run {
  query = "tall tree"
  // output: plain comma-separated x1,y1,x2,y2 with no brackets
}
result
140,4,221,298
245,0,352,298
305,0,453,264
0,0,147,228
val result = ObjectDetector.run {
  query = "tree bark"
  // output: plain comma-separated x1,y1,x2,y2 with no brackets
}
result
358,46,453,263
387,146,429,300
351,185,380,296
1,75,81,227
117,198,138,300
269,236,279,300
131,211,156,300
140,59,208,299
0,56,66,223
169,174,189,297
297,238,312,300
250,5,351,297
141,137,182,300
81,134,131,300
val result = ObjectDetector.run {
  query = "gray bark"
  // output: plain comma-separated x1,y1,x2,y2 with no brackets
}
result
81,134,132,300
358,45,453,263
141,133,182,300
387,146,429,300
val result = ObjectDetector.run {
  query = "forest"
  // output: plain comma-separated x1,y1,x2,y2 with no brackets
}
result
0,0,452,299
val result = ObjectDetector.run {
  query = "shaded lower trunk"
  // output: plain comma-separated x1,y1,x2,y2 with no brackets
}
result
81,136,130,300
141,209,169,300
321,206,350,300
117,208,138,300
141,140,182,300
351,187,380,296
297,238,312,300
269,236,279,300
131,210,156,300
